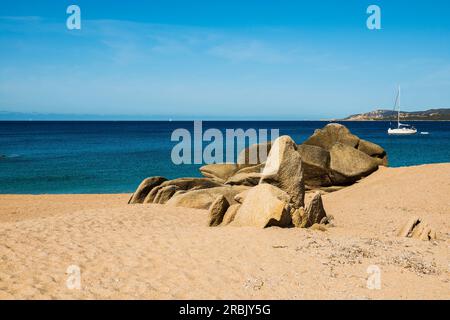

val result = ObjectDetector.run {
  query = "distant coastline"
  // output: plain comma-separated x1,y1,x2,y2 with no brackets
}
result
341,108,450,121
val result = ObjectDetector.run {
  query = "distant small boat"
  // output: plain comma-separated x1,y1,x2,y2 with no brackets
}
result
387,86,417,135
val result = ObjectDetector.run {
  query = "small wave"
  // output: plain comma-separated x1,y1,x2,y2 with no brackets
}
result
420,132,430,135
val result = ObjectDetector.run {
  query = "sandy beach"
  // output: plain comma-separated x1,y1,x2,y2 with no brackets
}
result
0,163,449,300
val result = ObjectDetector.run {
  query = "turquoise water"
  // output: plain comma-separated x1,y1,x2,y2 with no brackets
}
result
0,121,449,194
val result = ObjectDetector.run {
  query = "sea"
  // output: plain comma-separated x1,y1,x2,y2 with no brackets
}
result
0,121,449,194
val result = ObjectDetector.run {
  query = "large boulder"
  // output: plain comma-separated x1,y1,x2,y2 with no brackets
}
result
358,139,388,166
329,143,379,184
299,123,388,186
152,185,180,204
237,142,272,165
128,176,167,204
300,193,327,228
298,144,332,187
231,184,292,228
199,164,239,182
208,195,229,227
144,178,222,203
166,185,249,209
260,136,305,208
304,123,360,151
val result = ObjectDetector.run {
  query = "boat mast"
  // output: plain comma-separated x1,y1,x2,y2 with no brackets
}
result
397,86,401,128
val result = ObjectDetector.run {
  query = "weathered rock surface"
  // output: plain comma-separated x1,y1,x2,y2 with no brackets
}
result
358,139,388,166
199,164,239,182
329,143,379,184
357,139,385,157
153,185,180,204
304,123,360,151
225,172,262,186
166,185,249,209
300,193,327,228
128,176,167,204
398,217,437,241
260,136,305,208
144,178,222,203
290,207,305,228
398,216,420,237
373,155,389,167
221,204,241,225
234,163,265,175
298,144,331,187
231,184,292,228
237,142,272,165
234,189,250,204
208,195,229,227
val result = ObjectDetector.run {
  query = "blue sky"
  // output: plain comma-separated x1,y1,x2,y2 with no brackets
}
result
1,0,450,119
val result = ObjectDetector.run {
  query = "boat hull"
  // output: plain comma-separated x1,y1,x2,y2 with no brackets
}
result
387,128,417,135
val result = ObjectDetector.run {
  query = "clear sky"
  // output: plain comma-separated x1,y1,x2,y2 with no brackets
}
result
1,0,449,119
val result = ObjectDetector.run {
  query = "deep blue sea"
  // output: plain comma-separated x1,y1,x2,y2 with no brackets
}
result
0,121,449,194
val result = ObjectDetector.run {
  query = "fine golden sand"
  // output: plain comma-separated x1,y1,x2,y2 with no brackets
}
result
0,164,449,299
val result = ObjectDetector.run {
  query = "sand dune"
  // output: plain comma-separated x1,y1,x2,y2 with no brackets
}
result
0,164,449,299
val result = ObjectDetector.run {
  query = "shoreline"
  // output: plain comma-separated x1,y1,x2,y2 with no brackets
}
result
1,163,448,196
1,163,449,299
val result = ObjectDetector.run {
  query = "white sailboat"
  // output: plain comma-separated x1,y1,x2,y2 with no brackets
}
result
387,86,417,135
